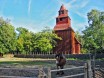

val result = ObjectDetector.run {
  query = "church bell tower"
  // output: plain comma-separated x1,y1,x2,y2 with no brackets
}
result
53,5,81,54
54,4,71,30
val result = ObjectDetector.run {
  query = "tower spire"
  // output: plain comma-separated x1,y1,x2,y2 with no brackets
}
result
59,4,68,16
60,4,66,10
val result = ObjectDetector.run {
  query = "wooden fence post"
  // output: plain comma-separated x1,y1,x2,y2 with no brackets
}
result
87,60,92,78
48,67,51,78
84,63,88,78
38,66,45,78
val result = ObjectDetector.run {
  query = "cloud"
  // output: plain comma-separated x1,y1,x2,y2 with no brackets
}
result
40,14,57,28
65,0,77,9
73,0,89,9
55,0,77,9
80,0,89,8
75,11,87,19
12,21,41,33
0,12,14,23
55,0,89,10
70,0,77,4
71,20,88,34
72,21,88,33
56,0,65,5
34,1,58,29
28,0,32,14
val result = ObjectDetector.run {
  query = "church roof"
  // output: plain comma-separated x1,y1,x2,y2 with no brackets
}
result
57,15,68,18
60,4,66,10
54,24,75,33
54,24,69,30
75,37,81,44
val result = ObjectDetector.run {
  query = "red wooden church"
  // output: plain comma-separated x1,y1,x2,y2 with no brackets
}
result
53,5,80,54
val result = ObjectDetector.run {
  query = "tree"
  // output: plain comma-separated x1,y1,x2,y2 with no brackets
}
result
16,27,32,54
31,27,61,53
0,17,62,54
0,17,16,54
82,9,104,53
16,27,60,54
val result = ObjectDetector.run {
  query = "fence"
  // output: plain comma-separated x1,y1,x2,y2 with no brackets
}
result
94,68,104,78
14,53,104,59
48,66,86,78
93,66,104,78
0,61,103,78
38,61,92,78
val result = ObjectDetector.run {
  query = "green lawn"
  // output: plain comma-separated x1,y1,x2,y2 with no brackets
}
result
0,56,56,68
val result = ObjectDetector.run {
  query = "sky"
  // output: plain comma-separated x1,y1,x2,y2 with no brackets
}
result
0,0,104,33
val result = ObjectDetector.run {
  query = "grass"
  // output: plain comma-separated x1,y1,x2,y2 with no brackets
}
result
1,54,103,68
0,60,45,65
0,54,56,68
